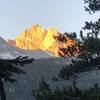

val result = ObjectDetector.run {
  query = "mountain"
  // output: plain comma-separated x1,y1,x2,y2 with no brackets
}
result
0,36,100,100
5,57,72,100
0,37,54,59
16,25,77,56
5,57,100,100
16,25,60,56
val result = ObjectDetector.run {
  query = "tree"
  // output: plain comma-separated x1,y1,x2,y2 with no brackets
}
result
32,78,52,100
58,0,100,98
58,25,100,80
58,0,100,79
32,1,100,100
32,77,100,100
82,19,100,38
0,56,34,100
84,0,100,13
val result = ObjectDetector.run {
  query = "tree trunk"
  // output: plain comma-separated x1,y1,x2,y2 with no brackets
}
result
0,79,6,100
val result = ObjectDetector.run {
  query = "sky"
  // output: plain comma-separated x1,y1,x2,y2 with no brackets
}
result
0,0,100,40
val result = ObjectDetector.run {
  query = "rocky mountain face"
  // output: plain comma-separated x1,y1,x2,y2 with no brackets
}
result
16,25,60,56
16,25,77,56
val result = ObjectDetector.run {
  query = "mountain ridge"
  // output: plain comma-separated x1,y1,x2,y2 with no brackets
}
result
0,36,55,59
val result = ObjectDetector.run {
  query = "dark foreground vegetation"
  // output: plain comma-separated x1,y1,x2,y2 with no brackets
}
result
32,78,100,100
0,56,34,100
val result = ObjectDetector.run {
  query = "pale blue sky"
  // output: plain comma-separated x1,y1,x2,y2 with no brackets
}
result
0,0,100,39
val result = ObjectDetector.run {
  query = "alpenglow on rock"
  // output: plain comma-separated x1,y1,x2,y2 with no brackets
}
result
16,25,77,56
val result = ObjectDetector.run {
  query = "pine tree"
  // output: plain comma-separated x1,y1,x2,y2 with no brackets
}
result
32,77,52,100
0,56,34,100
32,1,100,100
84,0,100,13
32,77,100,100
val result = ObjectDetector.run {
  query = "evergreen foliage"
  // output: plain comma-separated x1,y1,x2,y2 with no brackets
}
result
32,1,100,100
0,56,34,100
84,0,100,13
32,78,100,100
